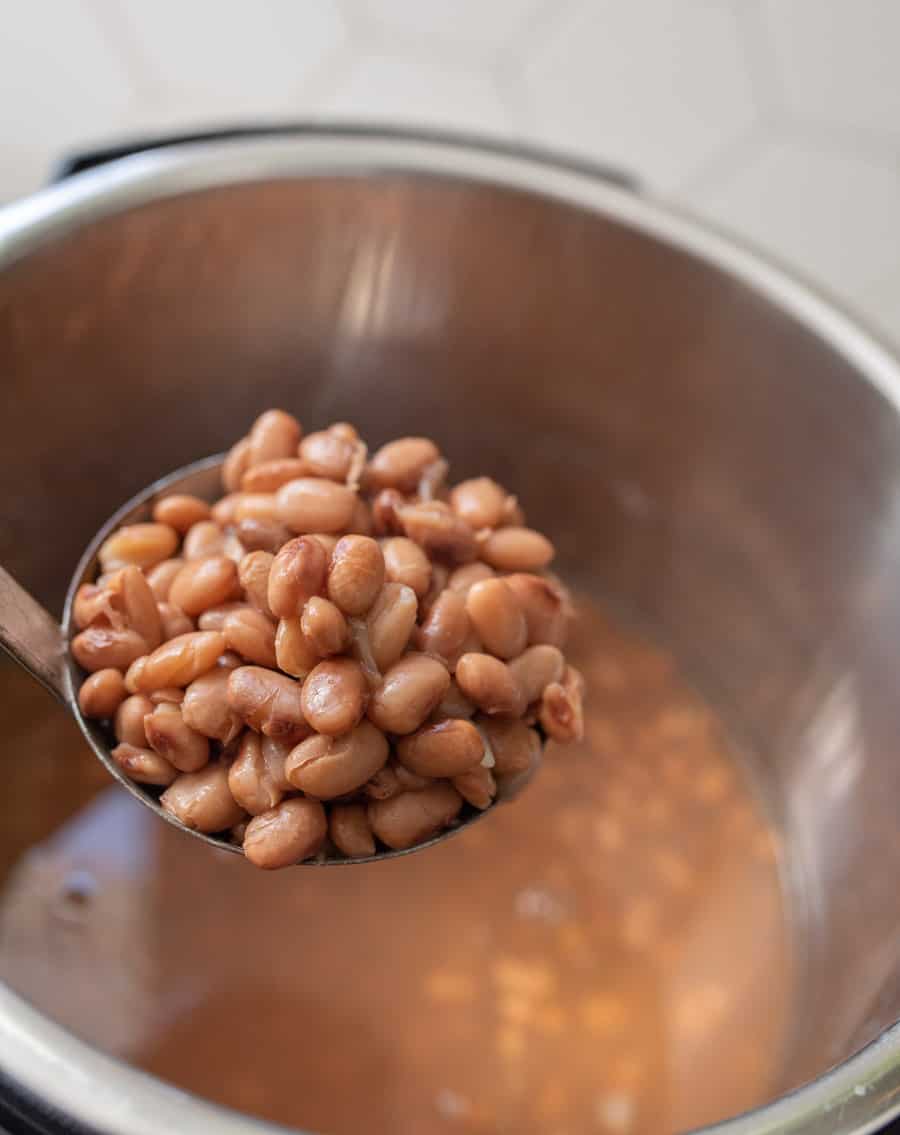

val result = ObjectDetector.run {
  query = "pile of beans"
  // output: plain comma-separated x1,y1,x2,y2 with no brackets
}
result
71,411,584,869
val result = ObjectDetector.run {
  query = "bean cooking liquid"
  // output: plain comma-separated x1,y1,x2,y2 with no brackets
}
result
0,597,792,1134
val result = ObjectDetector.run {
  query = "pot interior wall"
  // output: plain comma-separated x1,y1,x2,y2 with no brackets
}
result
3,174,900,1089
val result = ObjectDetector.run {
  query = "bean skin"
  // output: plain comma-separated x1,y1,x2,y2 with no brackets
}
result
479,527,555,572
126,631,226,691
226,665,309,745
149,687,184,705
109,566,163,649
365,583,418,672
73,583,119,629
398,501,477,565
235,517,291,553
329,804,376,858
238,551,275,618
453,763,496,810
300,658,368,736
115,694,153,747
371,489,406,536
243,798,327,869
419,563,450,620
503,573,570,647
152,494,211,533
477,716,542,778
145,558,185,603
99,523,178,572
465,578,527,660
144,702,209,772
72,626,148,673
299,427,358,482
367,437,440,493
447,561,495,596
197,602,251,632
223,436,252,492
274,617,320,679
367,782,463,850
346,497,374,536
455,653,525,717
111,742,177,786
416,590,470,667
508,644,565,705
268,536,327,618
368,654,450,735
327,535,385,616
78,668,127,719
223,608,278,668
182,668,242,744
228,732,285,815
247,409,302,467
182,521,227,561
301,597,350,656
396,718,484,777
161,763,245,833
539,665,585,742
277,478,357,534
432,678,476,721
158,602,194,640
233,494,281,524
449,477,507,530
381,537,431,598
169,557,238,616
241,458,308,493
285,720,388,799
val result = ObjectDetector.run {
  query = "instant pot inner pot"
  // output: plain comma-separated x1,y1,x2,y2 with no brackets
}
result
3,173,900,1124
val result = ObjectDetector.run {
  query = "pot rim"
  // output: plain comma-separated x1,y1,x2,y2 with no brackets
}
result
1,125,900,1135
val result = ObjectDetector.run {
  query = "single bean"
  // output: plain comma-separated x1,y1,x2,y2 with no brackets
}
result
508,644,565,705
126,631,226,691
368,654,450,735
149,687,184,704
227,665,309,745
169,557,238,616
299,427,358,481
211,493,241,526
432,678,476,721
115,694,154,747
261,737,293,793
477,716,542,777
277,478,357,534
329,803,376,858
399,501,477,564
235,517,291,553
397,718,484,777
275,617,320,679
447,561,495,596
268,536,327,618
228,732,285,815
109,565,163,648
241,457,309,493
371,489,406,536
367,437,440,492
145,558,185,603
223,607,277,668
301,596,350,656
416,590,470,666
503,573,570,647
182,668,242,743
144,702,209,772
247,409,302,467
222,436,252,493
453,764,496,810
72,626,148,673
98,523,178,572
381,537,431,598
450,477,508,530
539,665,585,742
233,493,281,524
73,583,119,629
367,782,462,850
243,798,327,870
197,601,251,631
300,658,368,735
455,653,525,717
346,496,373,536
161,763,245,833
152,494,211,533
479,526,555,572
238,550,275,618
158,602,195,640
111,742,177,786
182,520,227,561
327,535,385,616
465,578,527,660
366,583,418,671
285,720,388,799
78,668,127,719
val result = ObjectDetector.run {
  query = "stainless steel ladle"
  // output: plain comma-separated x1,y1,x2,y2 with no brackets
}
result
0,455,501,865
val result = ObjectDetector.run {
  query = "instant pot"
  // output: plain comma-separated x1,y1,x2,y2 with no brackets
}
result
2,126,900,1134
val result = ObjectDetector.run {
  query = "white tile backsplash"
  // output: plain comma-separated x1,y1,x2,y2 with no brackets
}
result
1,0,898,347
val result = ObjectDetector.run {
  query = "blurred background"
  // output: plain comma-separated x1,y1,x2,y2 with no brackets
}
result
2,0,898,349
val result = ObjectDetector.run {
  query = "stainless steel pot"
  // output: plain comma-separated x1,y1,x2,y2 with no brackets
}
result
2,127,900,1134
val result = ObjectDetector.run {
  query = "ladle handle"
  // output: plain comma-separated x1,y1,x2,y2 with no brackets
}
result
0,567,67,703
